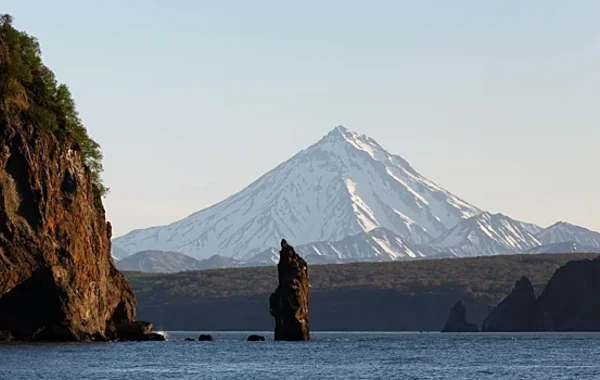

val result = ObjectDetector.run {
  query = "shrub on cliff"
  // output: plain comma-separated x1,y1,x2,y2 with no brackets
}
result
0,14,107,202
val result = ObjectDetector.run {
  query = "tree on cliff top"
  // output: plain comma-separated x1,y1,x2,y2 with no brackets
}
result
0,14,108,203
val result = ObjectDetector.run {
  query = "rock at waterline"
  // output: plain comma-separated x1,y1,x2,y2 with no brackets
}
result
0,330,13,342
269,239,310,341
198,334,214,341
247,334,266,341
113,321,166,341
533,258,600,331
482,277,537,332
441,301,478,332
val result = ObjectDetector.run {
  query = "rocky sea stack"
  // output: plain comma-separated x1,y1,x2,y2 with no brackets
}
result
441,301,478,332
0,15,154,342
482,276,537,332
269,239,310,341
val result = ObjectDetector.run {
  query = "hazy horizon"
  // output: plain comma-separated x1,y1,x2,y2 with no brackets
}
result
4,1,599,236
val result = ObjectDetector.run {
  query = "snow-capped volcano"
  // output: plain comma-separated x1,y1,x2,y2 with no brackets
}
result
113,126,481,259
428,212,541,257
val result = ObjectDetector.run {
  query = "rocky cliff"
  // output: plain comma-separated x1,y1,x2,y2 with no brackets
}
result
269,239,310,341
0,16,152,341
441,300,478,332
0,123,142,341
533,257,600,331
482,276,536,332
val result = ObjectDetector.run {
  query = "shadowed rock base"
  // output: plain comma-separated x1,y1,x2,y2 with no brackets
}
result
533,258,600,331
269,240,310,341
442,301,478,332
482,277,536,332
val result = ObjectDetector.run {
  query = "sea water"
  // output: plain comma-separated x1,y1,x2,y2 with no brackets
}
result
1,331,599,379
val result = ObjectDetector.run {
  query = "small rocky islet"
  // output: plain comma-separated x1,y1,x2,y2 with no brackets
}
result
441,301,478,332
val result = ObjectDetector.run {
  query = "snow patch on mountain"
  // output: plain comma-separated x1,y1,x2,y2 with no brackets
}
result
515,221,544,235
247,227,439,265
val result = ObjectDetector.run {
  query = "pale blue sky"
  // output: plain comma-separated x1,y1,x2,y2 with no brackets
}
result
5,1,599,236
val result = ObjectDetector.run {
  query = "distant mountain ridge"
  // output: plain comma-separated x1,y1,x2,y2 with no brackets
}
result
113,217,600,270
116,250,202,273
116,251,247,273
428,212,541,257
525,241,600,255
111,126,600,270
536,222,600,249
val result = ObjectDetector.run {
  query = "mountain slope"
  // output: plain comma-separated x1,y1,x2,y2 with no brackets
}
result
196,255,246,270
111,245,130,260
114,126,481,259
116,250,203,273
247,227,440,265
428,212,541,257
535,222,600,249
516,221,543,235
526,241,600,254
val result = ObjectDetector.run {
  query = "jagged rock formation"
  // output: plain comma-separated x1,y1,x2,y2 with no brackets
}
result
441,301,478,332
482,277,537,332
269,239,310,341
533,257,600,331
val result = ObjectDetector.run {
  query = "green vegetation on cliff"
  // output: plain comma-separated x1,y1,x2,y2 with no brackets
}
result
0,14,107,201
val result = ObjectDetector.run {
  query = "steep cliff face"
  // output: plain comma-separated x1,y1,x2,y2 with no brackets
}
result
0,14,151,342
0,124,138,341
269,239,310,341
482,277,536,332
441,300,478,332
533,258,600,331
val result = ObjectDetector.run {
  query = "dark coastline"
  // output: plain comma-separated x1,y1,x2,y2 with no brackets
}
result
128,253,600,332
137,289,491,332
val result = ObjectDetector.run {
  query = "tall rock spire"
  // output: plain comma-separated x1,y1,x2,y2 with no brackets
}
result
269,239,310,341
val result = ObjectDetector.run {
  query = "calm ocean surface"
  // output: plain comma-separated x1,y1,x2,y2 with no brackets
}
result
1,331,600,379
